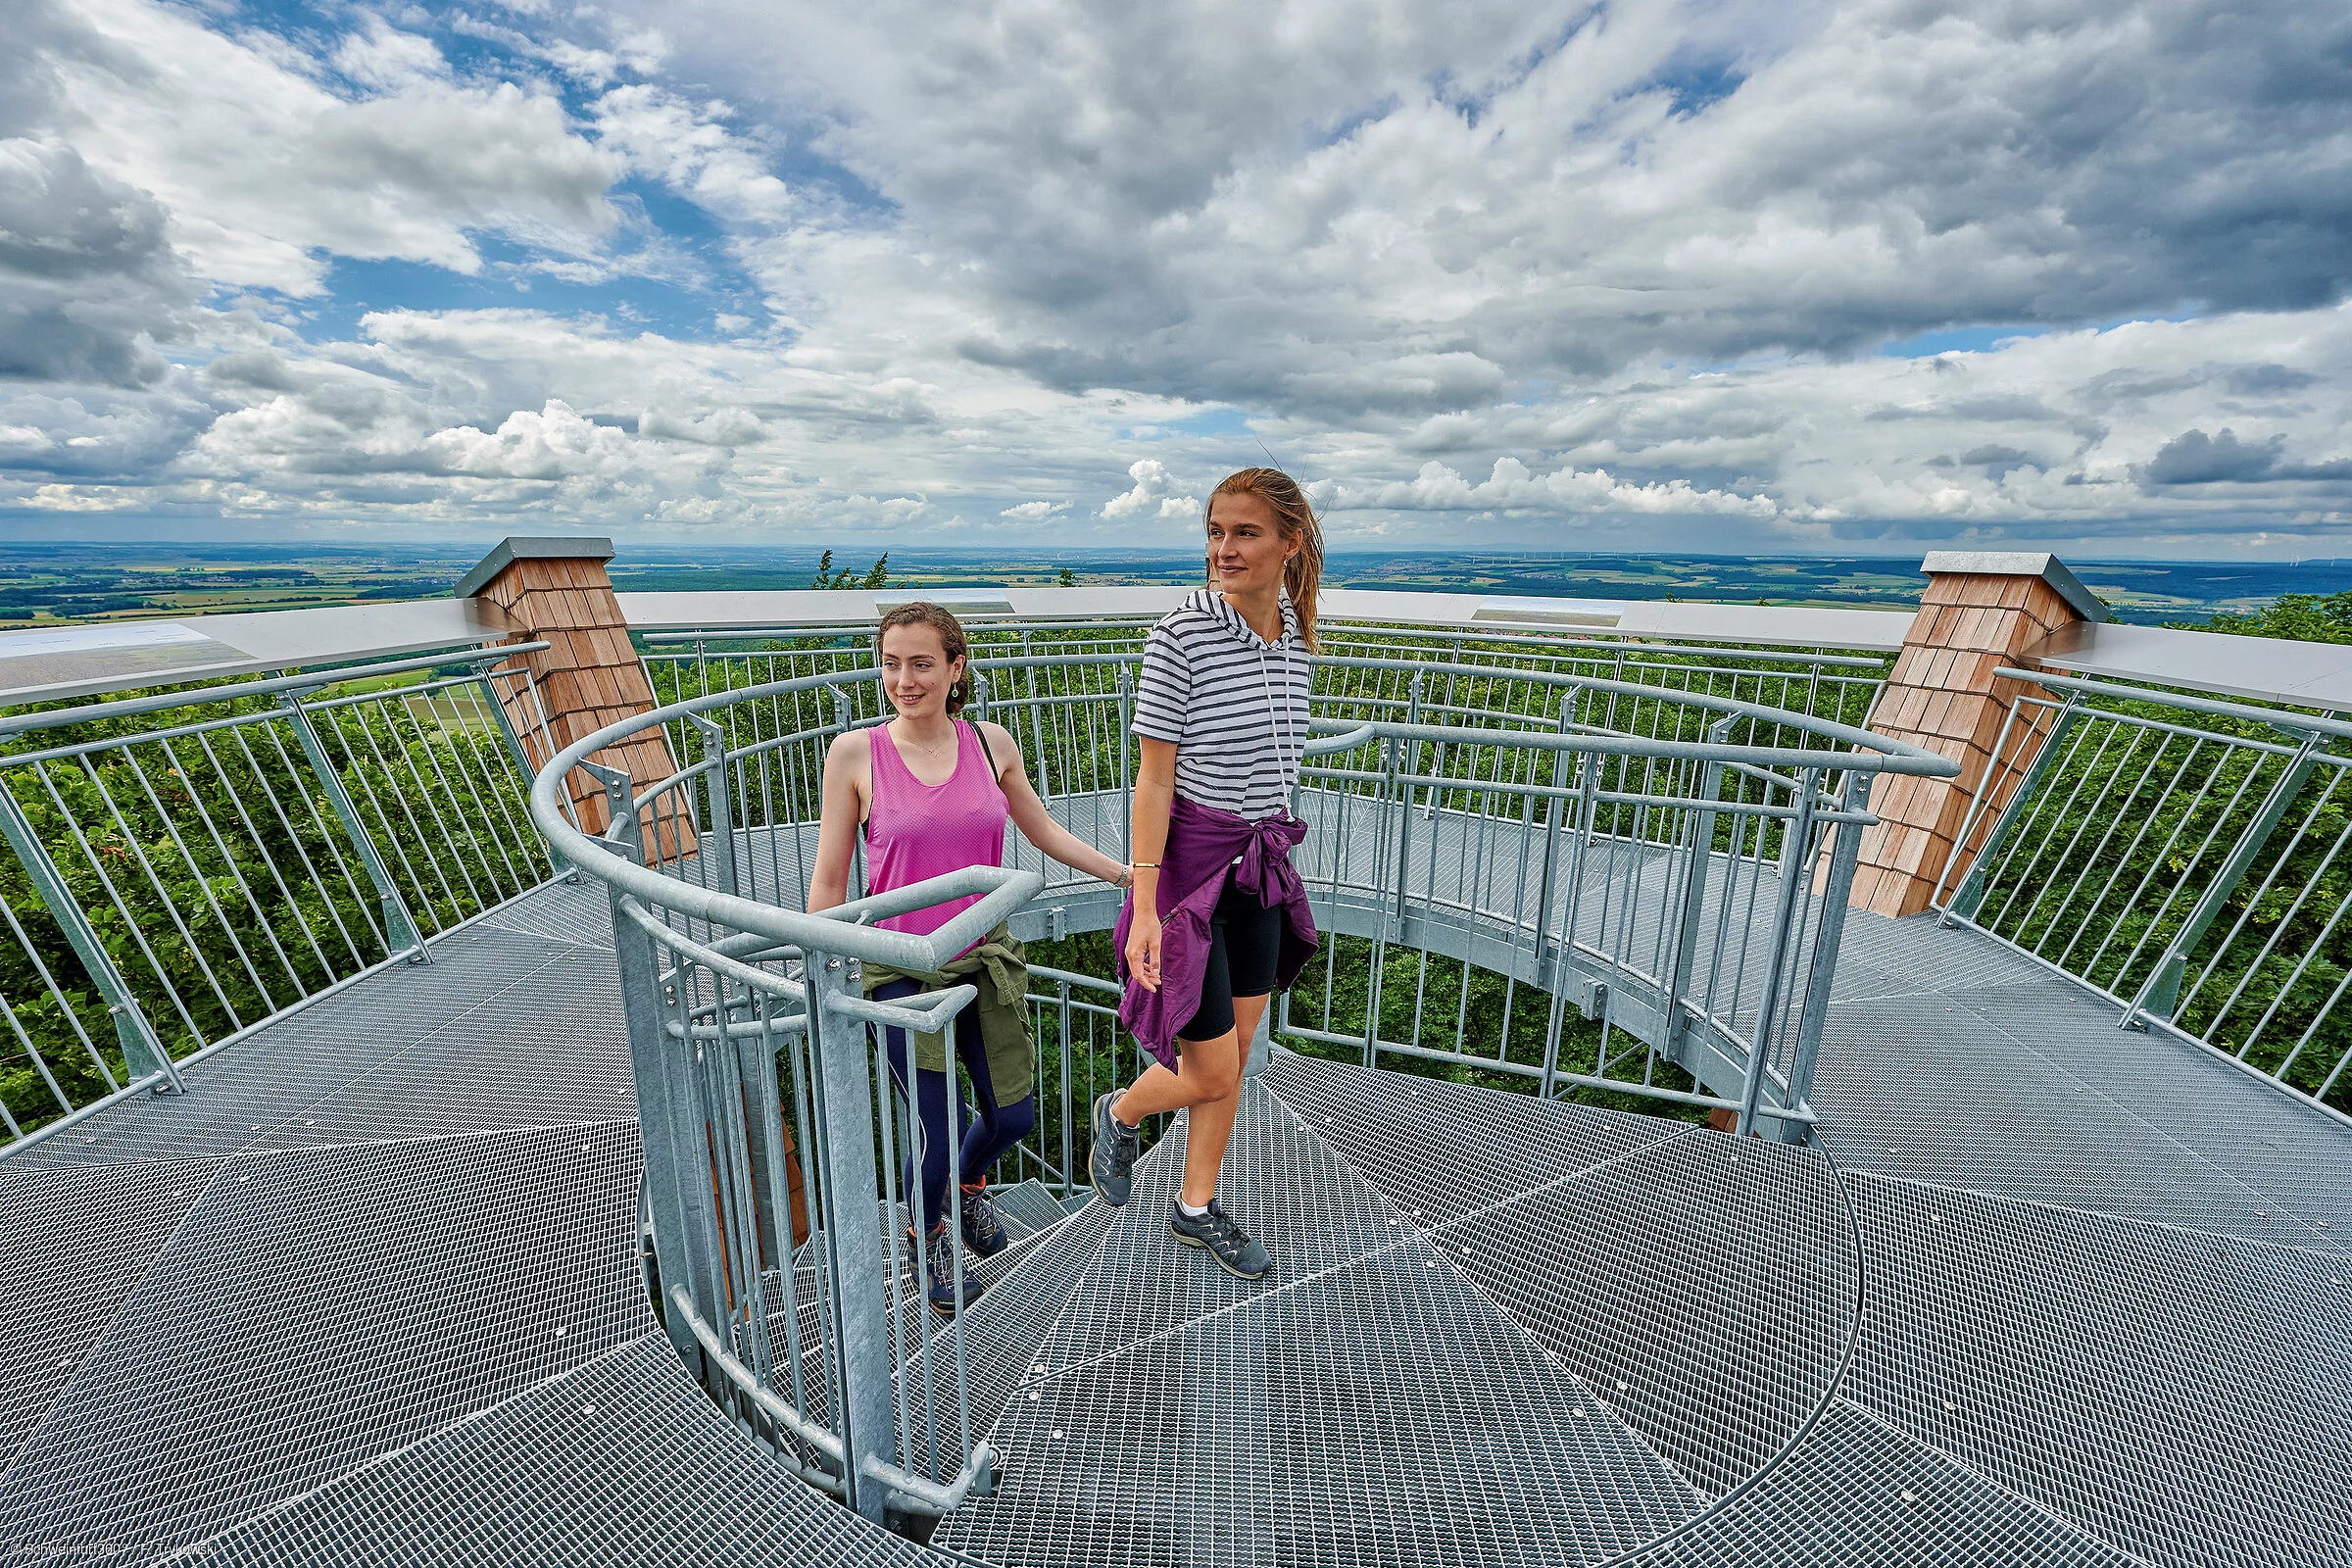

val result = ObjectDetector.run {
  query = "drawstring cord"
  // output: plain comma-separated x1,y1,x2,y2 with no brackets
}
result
1213,586,1302,815
1253,600,1299,810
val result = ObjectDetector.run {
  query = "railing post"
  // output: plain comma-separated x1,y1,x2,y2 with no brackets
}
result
1530,696,1577,975
584,762,705,1371
829,688,865,899
1056,978,1075,1200
1737,767,1820,1137
2124,729,2324,1028
277,691,426,964
687,712,739,898
1389,670,1426,942
1782,768,1869,1143
1662,716,1736,1064
474,663,569,878
808,948,897,1524
0,784,178,1091
1243,996,1274,1081
1940,694,2082,922
1114,664,1135,864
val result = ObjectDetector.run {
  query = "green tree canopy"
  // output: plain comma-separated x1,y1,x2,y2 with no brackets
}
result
2181,590,2352,644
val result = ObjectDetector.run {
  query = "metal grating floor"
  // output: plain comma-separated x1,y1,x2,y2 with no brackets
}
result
171,1335,939,1567
940,1082,1706,1568
1262,1052,1858,1499
5,922,630,1169
1838,1170,2352,1568
1812,912,2352,1250
0,1154,226,1473
0,1122,651,1565
1614,1398,2139,1568
2,878,2347,1566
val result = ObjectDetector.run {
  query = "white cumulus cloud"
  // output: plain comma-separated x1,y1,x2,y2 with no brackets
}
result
1101,460,1200,521
3,0,2351,557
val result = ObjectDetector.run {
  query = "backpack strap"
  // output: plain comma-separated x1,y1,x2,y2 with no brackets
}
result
970,719,1006,795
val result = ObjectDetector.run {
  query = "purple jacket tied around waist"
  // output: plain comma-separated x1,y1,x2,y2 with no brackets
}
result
1114,795,1319,1066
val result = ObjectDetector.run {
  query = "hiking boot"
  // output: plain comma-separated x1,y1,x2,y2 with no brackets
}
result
1090,1093,1141,1207
957,1181,1009,1258
1170,1198,1272,1280
910,1223,983,1315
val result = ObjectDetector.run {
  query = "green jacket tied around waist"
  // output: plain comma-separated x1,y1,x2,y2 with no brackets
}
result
858,924,1034,1104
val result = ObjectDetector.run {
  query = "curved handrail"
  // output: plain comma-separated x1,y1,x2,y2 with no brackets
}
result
559,660,1951,857
532,688,1043,965
1307,659,1955,773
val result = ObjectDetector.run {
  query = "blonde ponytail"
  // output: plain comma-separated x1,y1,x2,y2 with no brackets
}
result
1207,467,1323,650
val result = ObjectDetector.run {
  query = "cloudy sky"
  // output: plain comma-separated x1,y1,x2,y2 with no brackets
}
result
3,0,2350,557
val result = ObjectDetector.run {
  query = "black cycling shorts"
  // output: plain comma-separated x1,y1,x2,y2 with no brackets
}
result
1177,876,1283,1044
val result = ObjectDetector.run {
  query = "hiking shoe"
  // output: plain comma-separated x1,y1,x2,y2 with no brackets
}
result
957,1182,1009,1258
1170,1199,1271,1281
1090,1093,1140,1207
911,1223,983,1315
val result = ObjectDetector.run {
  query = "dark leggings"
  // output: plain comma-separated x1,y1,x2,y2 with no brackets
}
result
1178,877,1284,1043
876,977,1037,1231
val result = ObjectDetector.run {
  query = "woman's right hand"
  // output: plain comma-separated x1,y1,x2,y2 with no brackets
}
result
1125,908,1162,992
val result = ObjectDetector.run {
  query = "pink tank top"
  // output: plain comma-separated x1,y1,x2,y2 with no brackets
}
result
865,720,1007,940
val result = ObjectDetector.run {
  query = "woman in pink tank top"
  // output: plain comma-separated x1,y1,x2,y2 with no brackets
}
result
809,603,1129,1313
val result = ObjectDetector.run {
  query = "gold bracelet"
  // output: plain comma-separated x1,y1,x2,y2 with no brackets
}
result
1131,860,1160,869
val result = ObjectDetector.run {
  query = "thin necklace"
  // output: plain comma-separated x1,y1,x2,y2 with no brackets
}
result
895,719,956,760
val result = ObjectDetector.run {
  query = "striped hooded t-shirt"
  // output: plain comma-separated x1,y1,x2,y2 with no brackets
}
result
1131,587,1311,821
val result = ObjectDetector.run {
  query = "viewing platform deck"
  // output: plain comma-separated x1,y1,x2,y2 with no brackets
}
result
4,547,2347,1566
3,876,2341,1567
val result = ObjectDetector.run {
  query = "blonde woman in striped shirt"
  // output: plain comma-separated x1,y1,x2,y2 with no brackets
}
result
1091,468,1324,1281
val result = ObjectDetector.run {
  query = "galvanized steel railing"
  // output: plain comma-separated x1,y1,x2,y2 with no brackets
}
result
1936,668,2352,1117
0,646,565,1151
529,708,1037,1525
640,620,1890,737
528,651,1952,1521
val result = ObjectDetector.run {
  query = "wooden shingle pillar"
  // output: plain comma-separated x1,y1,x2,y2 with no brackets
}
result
1845,552,2107,918
457,536,690,855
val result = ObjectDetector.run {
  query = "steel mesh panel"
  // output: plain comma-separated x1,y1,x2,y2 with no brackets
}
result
1830,909,2049,996
1939,982,2352,1241
0,1123,651,1565
1811,990,2346,1250
763,1195,1092,1440
477,876,618,951
0,1155,223,1471
1029,1085,1405,1375
1842,1172,2352,1568
5,922,615,1168
1810,993,2330,1246
245,956,632,1151
1262,1046,1690,1225
943,1241,1703,1568
1616,1398,2137,1568
173,1335,940,1567
992,1177,1078,1243
1444,1130,1857,1499
909,1199,1122,1461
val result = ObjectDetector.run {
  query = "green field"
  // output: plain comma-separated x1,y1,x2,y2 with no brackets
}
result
4,541,2348,629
